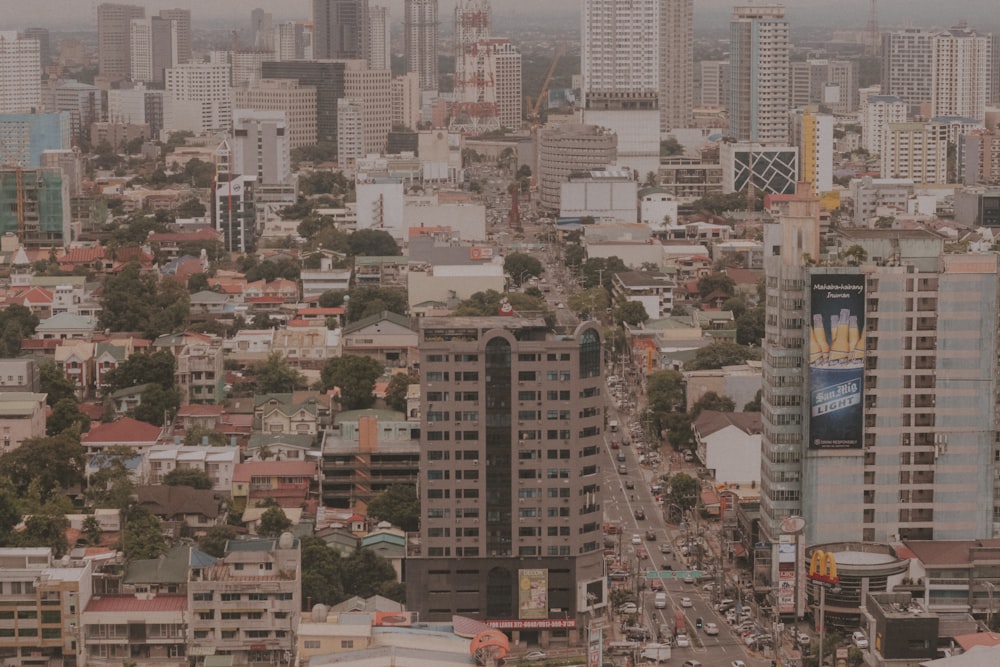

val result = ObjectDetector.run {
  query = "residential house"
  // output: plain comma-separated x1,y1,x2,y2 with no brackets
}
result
34,312,97,340
147,226,223,261
0,358,41,393
300,254,352,297
81,417,164,457
232,460,320,509
223,329,274,368
240,506,304,535
137,485,222,535
353,256,406,288
4,286,54,318
188,290,232,319
244,278,298,304
144,444,239,491
341,311,417,370
684,362,763,413
253,394,321,438
108,383,153,417
54,340,94,397
0,392,47,454
271,326,341,371
360,525,406,582
173,404,224,433
692,410,763,485
245,433,315,462
93,339,143,390
155,332,225,405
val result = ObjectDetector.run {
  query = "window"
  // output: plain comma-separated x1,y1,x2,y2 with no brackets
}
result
304,641,321,649
341,640,354,649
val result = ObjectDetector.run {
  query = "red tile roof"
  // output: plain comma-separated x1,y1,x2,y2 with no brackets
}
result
86,596,188,613
63,247,106,264
296,308,345,316
11,286,54,305
82,417,162,444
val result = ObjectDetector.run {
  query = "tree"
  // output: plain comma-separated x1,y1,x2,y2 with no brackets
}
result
258,505,292,537
343,286,408,322
614,301,649,326
16,510,70,557
300,535,346,605
184,425,228,447
104,350,176,394
46,398,91,436
343,547,399,599
318,290,346,308
0,485,19,545
668,472,700,511
743,389,763,412
82,515,103,546
452,290,549,317
163,467,213,489
321,355,384,409
197,525,239,558
98,263,190,338
735,307,765,346
121,506,167,561
133,384,181,426
661,412,694,451
384,374,415,414
365,484,420,532
252,352,307,394
843,244,868,266
691,391,736,418
0,434,85,504
87,445,136,511
503,253,543,286
0,305,39,356
722,296,748,319
687,342,761,371
40,362,77,406
348,229,400,256
568,287,611,319
697,273,736,300
581,257,627,289
660,136,684,157
647,370,685,414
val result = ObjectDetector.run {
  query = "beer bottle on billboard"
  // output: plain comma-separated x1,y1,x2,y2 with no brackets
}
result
812,314,830,361
853,325,866,362
830,309,851,363
848,316,861,361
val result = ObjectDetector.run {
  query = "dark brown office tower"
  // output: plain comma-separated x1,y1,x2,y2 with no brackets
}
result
158,9,192,65
313,0,370,61
406,317,607,646
97,3,145,81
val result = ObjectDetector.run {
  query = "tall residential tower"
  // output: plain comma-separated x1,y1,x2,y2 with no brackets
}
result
405,0,439,91
728,4,789,143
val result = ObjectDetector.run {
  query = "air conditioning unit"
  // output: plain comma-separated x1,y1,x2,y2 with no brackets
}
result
473,459,479,465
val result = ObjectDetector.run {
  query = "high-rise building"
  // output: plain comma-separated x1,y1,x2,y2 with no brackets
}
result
881,27,936,111
0,113,71,167
164,63,233,133
21,27,50,71
790,59,858,115
391,72,422,130
343,60,391,155
336,99,364,164
107,85,166,136
790,108,833,195
659,0,693,130
728,5,789,143
700,60,729,108
43,81,104,142
97,3,145,81
405,0,439,91
0,167,71,246
581,0,659,110
234,79,318,149
931,25,991,121
158,9,191,65
453,39,521,133
0,32,41,114
273,22,311,61
251,8,275,51
452,1,501,134
368,4,391,71
538,124,618,211
232,110,290,185
130,16,178,85
406,317,608,644
881,122,948,183
261,60,347,145
862,95,908,156
313,0,369,61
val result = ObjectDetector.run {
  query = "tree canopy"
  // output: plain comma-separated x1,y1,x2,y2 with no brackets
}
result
580,257,627,289
104,350,176,394
697,272,736,300
614,300,649,326
503,253,543,286
687,342,761,371
252,352,307,394
164,468,213,490
40,362,77,406
299,536,404,606
348,229,400,256
568,287,611,319
321,355,384,410
47,398,91,436
258,506,292,537
133,384,181,426
691,391,736,417
668,472,700,511
452,290,549,317
197,525,239,558
0,434,85,505
343,286,408,322
0,305,39,357
120,505,167,561
365,484,420,532
646,370,685,414
384,373,416,414
98,263,190,338
87,445,136,511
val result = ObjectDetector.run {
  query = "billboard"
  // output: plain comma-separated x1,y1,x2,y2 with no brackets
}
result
518,569,548,620
778,569,796,615
809,274,865,449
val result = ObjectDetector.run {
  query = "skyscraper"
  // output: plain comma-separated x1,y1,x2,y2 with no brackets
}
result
251,8,275,51
659,0,693,131
368,5,391,71
313,0,369,61
21,28,50,71
881,27,936,110
0,32,41,114
931,25,991,121
97,3,145,81
158,9,191,65
404,0,438,91
130,16,178,86
406,318,607,645
728,4,789,143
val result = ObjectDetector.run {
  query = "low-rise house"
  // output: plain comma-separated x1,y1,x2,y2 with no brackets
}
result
34,312,97,340
271,326,341,371
692,410,763,485
611,271,676,319
108,383,153,417
0,392,47,453
232,460,320,509
254,394,322,438
81,417,164,457
54,340,94,397
173,403,225,433
144,444,239,490
0,358,41,393
341,311,417,370
154,332,225,405
245,433,316,462
137,485,222,535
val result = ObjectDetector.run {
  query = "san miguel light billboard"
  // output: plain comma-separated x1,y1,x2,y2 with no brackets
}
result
809,274,865,449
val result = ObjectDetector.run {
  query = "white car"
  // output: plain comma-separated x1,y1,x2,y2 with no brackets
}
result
681,597,693,608
852,631,869,649
631,534,642,545
618,602,639,615
704,622,719,636
702,582,715,591
674,634,690,648
731,661,747,667
523,651,547,662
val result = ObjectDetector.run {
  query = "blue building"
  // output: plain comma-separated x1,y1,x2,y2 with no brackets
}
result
0,112,71,167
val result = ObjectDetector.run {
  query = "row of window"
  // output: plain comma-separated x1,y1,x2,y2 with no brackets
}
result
427,353,574,363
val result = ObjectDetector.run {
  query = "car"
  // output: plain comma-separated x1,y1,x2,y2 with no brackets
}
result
716,599,736,612
660,543,672,554
682,574,695,584
610,440,620,449
625,480,635,489
702,582,715,591
618,602,639,615
674,634,690,648
646,529,657,541
852,631,869,649
523,650,547,661
609,569,629,580
731,661,748,667
617,453,627,462
631,534,642,545
704,622,719,636
650,578,665,591
634,508,646,520
796,632,811,646
637,548,648,560
681,597,693,608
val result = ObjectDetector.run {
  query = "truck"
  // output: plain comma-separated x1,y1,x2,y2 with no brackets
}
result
641,643,672,663
674,610,687,636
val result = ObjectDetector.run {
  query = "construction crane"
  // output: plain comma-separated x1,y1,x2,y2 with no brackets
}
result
528,41,567,190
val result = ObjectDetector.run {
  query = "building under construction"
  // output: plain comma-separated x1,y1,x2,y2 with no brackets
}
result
0,167,71,247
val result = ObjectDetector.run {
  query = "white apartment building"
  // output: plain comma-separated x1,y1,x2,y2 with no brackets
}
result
165,63,232,133
881,122,949,184
233,78,317,149
129,16,177,85
700,60,728,108
729,5,789,143
336,98,364,165
404,0,438,91
231,110,290,185
881,28,936,109
145,444,239,490
863,95,907,155
391,72,422,130
931,25,992,121
343,60,391,155
0,32,41,114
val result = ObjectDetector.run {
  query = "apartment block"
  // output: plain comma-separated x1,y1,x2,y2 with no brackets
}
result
313,0,369,61
729,5,789,143
164,63,233,134
404,0,439,91
406,318,607,646
863,95,908,156
700,60,729,108
97,3,145,81
341,61,391,156
233,79,317,150
391,72,422,131
790,108,833,195
881,122,948,183
0,32,41,114
882,28,936,110
931,25,991,121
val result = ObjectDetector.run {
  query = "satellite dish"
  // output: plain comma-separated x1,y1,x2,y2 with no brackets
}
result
780,515,806,535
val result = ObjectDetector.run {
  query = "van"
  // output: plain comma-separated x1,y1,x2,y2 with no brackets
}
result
654,592,667,609
609,419,619,432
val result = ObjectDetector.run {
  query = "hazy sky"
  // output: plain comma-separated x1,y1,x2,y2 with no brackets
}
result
3,0,998,31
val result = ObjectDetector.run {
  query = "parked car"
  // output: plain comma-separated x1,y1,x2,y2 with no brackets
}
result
660,543,672,554
796,632,811,646
852,631,869,649
731,661,747,667
618,602,639,615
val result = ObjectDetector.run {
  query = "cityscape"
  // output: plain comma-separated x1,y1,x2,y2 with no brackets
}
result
0,1,999,667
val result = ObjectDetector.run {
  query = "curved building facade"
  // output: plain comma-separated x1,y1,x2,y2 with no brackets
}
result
806,542,909,629
538,123,617,211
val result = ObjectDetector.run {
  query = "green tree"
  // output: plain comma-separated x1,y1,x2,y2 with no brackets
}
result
452,290,549,317
40,362,77,406
722,296,748,319
343,547,399,598
568,287,611,319
843,244,868,266
133,384,181,426
104,350,176,394
184,425,228,447
163,468,213,490
365,484,420,532
0,305,38,356
687,342,761,371
614,300,649,326
581,257,627,289
16,509,70,557
87,445,137,511
697,272,736,300
197,525,238,558
691,391,736,418
252,352,307,394
348,229,400,256
321,355,384,409
735,307,765,346
258,505,293,537
98,263,190,338
668,472,700,511
743,389,763,412
0,434,85,503
121,506,167,561
503,252,543,286
660,136,684,157
47,398,91,436
0,485,20,545
318,290,347,308
300,535,346,605
647,370,685,414
384,374,415,414
661,412,694,450
82,515,103,546
344,286,408,322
